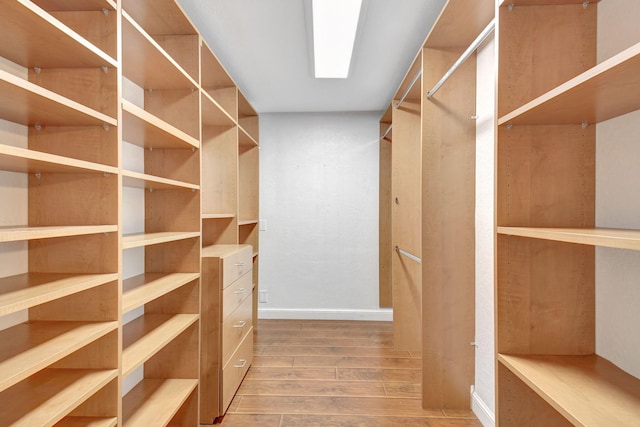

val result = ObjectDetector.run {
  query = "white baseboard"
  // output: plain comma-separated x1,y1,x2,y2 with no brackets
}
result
472,390,495,427
258,308,393,322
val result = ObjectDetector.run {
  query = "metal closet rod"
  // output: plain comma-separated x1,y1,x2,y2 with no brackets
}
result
395,246,421,264
396,68,423,108
380,124,393,140
426,19,496,99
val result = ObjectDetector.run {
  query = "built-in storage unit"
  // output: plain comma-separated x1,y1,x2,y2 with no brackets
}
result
0,1,119,425
496,0,640,425
120,0,201,424
200,244,254,423
0,0,259,425
199,40,259,423
380,0,493,410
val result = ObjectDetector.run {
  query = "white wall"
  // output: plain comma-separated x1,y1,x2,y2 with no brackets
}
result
258,112,390,321
595,0,640,380
473,35,496,426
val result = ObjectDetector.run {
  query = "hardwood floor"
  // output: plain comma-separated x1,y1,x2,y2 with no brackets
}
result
213,319,482,427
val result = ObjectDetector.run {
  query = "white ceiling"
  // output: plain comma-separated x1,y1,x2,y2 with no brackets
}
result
178,0,447,114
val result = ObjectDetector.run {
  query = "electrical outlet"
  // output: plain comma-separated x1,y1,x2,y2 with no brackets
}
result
259,219,267,231
259,290,268,303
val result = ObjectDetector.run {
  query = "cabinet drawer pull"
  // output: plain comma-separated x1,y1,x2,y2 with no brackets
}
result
233,320,247,328
234,358,248,369
234,288,246,295
235,262,246,266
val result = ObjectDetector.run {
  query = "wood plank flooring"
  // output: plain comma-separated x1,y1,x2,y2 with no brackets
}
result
213,319,482,427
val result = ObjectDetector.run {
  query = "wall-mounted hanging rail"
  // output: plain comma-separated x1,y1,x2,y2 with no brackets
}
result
426,19,495,99
395,245,421,263
381,124,393,140
396,68,422,108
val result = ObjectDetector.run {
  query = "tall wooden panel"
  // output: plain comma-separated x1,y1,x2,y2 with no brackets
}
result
378,106,393,308
421,47,476,409
391,93,422,352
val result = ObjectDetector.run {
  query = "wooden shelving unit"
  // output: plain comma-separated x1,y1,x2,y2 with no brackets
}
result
0,1,119,424
496,1,640,425
199,37,259,422
120,0,201,424
0,0,259,424
0,0,258,427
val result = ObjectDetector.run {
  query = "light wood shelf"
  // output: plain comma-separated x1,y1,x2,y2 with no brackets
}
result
201,40,236,91
0,143,118,175
122,100,199,150
0,273,118,317
499,354,640,426
498,227,640,251
0,224,117,243
55,417,118,427
122,273,200,314
0,0,116,69
0,69,117,127
122,0,197,37
122,314,199,377
238,219,258,226
237,90,259,142
0,368,118,427
122,378,198,426
31,0,116,12
0,321,117,392
202,213,236,220
239,126,259,147
202,91,236,128
499,41,640,126
122,12,197,91
122,231,200,250
122,169,199,191
202,244,251,259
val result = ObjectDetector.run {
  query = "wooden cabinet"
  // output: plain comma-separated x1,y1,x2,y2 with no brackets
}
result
0,0,259,425
496,0,640,425
200,244,254,423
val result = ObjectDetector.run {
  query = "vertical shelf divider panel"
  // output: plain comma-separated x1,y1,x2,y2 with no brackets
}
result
421,42,476,409
378,106,392,309
496,1,640,425
390,59,422,354
418,0,493,410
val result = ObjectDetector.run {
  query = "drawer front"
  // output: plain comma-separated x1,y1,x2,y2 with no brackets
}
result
222,245,252,288
221,327,253,413
222,291,253,365
222,272,252,320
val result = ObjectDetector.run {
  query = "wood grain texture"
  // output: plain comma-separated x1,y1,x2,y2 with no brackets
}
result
499,354,640,426
217,320,481,426
391,98,422,352
421,46,476,410
379,114,393,308
498,3,596,117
